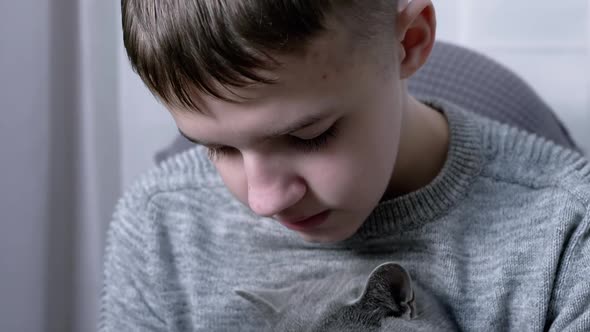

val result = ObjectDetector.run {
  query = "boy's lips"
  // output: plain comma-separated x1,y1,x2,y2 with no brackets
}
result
277,210,331,231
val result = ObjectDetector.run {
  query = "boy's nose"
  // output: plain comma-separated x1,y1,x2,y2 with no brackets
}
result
243,153,306,217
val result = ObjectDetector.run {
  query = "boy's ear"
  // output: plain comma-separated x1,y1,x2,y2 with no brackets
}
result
396,0,436,79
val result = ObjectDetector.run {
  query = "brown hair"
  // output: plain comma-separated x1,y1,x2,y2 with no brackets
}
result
122,0,398,109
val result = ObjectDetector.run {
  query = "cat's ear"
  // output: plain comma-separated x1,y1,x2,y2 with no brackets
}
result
234,287,292,316
370,262,415,305
354,262,417,319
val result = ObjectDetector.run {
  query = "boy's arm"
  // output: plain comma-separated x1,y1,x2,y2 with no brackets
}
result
98,199,168,331
547,208,590,331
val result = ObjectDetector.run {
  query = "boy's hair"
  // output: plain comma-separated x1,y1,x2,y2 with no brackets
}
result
122,0,398,109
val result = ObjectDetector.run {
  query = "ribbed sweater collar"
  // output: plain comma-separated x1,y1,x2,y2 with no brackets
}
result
346,99,484,241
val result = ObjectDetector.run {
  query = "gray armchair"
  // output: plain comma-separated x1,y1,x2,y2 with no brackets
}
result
155,41,579,163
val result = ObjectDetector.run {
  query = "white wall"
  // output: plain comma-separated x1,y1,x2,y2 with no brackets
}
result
1,0,121,330
0,1,73,331
78,0,122,331
0,1,51,331
435,0,590,154
118,1,590,189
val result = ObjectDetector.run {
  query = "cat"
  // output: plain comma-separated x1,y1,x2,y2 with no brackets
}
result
235,262,458,331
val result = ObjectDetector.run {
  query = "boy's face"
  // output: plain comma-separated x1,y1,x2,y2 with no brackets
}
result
172,28,407,243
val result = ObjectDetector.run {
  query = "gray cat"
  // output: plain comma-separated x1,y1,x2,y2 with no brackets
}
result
235,262,457,331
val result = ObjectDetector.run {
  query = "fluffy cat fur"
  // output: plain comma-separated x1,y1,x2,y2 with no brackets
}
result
235,262,457,331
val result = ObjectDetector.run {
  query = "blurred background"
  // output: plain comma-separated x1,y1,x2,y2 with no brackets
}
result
1,1,589,331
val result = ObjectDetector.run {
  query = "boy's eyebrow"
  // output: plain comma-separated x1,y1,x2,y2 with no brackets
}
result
178,113,330,147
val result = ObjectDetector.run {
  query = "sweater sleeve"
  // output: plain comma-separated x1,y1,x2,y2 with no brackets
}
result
98,194,168,331
547,206,590,331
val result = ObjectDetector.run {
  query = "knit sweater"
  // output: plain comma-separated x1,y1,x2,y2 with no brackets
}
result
99,100,590,331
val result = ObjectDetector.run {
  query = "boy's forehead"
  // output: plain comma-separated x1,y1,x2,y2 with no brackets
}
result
169,24,397,146
169,39,354,114
177,27,376,112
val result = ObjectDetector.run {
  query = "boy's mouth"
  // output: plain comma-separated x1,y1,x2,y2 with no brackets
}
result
277,210,331,231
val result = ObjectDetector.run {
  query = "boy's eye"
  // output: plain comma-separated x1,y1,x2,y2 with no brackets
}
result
206,122,340,161
289,122,339,153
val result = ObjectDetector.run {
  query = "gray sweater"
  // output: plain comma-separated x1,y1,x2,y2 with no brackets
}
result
99,101,590,331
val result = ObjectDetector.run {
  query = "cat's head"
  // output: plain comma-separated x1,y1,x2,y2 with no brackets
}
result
235,262,454,331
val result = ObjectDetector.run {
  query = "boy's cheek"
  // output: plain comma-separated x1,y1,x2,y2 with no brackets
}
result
303,157,374,205
214,163,249,204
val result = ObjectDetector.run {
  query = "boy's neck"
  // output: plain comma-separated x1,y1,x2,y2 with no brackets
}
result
383,95,450,200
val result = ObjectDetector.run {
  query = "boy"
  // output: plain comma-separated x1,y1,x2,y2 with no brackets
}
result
100,0,590,331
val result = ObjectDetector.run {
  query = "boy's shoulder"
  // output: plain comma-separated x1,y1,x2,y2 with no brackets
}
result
109,146,226,230
474,110,590,203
